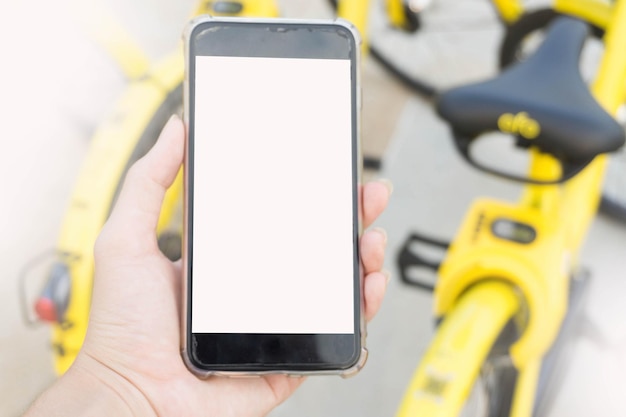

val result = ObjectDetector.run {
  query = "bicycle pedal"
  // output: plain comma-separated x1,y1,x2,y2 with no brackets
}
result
396,232,450,291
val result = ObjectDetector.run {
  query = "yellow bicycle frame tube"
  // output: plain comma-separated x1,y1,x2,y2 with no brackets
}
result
387,0,408,28
339,0,372,52
492,0,612,29
593,1,626,113
555,0,613,30
492,0,525,24
396,281,519,417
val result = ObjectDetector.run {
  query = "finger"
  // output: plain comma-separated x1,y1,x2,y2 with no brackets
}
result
364,271,389,322
262,375,306,406
198,373,304,415
360,227,387,275
104,115,185,253
362,180,392,229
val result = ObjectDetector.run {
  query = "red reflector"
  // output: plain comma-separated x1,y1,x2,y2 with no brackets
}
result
35,298,57,322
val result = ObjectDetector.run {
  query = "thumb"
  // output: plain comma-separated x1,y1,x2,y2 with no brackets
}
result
102,115,185,256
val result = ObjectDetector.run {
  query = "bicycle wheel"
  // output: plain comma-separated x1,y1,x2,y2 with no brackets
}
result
49,50,185,374
499,9,626,222
396,281,520,417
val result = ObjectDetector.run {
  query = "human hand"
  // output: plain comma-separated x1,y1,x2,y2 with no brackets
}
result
26,115,391,417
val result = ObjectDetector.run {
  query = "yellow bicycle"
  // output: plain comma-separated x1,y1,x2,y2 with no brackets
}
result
396,1,626,416
20,0,418,376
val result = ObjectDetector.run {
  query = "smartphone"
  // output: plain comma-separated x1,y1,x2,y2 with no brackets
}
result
181,17,363,376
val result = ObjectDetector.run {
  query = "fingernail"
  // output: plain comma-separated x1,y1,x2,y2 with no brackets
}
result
382,269,391,285
378,179,394,196
372,227,388,246
160,114,180,134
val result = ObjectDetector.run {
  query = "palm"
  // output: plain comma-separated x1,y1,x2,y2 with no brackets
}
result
81,116,390,417
86,248,298,417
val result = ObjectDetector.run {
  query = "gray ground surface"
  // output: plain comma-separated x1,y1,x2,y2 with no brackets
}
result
2,1,625,416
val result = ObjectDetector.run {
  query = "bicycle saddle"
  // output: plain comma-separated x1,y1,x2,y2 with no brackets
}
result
436,17,625,183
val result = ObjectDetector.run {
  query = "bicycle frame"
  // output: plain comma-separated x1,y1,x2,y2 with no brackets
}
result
397,1,626,415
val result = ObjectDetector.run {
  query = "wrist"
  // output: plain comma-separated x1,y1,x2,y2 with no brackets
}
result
24,353,157,417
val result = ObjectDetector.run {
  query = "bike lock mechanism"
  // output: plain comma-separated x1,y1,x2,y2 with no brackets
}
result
19,250,72,326
208,1,244,14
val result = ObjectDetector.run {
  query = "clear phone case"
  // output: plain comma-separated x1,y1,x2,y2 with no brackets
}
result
181,15,364,378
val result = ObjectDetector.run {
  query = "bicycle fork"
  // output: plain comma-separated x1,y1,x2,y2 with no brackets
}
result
397,195,578,416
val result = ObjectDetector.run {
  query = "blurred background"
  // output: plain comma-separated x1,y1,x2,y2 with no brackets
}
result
1,0,625,416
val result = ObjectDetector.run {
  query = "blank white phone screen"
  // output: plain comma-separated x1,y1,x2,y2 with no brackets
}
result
191,56,355,334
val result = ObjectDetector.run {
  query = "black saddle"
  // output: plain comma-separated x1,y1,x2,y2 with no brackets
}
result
436,17,625,183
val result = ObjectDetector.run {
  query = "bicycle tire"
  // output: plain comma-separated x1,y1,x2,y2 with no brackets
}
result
458,319,519,417
326,0,438,99
482,320,520,417
499,9,626,223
